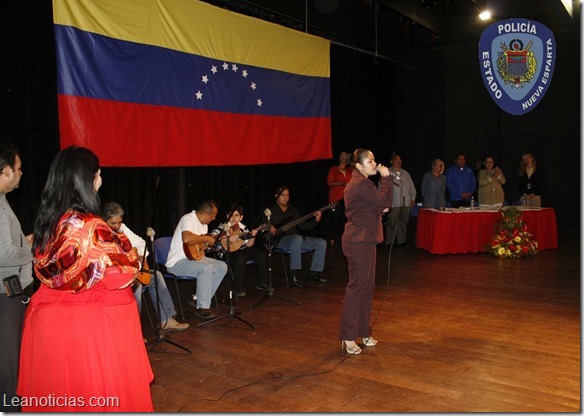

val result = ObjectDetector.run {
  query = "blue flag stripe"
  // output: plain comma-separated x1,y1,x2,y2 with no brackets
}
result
56,25,330,118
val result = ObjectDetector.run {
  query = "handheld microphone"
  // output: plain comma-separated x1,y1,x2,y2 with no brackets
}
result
376,165,396,177
264,208,271,219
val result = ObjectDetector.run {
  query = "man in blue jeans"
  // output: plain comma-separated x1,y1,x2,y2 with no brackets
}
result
166,200,227,319
265,186,327,287
102,202,189,332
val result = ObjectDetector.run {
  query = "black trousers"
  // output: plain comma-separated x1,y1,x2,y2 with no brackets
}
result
228,247,268,290
0,294,27,412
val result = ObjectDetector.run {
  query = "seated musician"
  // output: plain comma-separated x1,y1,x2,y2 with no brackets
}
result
102,202,189,332
165,200,227,320
265,185,327,287
210,203,270,296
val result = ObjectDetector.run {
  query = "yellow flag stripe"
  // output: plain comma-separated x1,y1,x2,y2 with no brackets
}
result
53,0,329,77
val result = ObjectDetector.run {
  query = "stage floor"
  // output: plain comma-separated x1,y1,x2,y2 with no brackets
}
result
142,237,580,412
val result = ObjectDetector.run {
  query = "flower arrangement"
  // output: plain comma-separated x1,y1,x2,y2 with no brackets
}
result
489,207,538,258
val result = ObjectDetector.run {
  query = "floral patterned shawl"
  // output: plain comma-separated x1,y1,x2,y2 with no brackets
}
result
34,211,139,293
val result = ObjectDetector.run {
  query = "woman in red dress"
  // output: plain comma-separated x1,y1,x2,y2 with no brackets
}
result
17,146,154,412
340,148,393,354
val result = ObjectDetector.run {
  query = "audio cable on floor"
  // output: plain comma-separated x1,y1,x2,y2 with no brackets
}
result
175,351,359,411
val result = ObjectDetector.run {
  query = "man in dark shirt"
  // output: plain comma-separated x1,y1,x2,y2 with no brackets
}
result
265,186,327,287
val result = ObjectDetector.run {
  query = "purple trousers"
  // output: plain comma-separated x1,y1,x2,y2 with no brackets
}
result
339,241,377,340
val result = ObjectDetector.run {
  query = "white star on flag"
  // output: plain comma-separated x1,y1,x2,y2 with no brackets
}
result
194,60,263,111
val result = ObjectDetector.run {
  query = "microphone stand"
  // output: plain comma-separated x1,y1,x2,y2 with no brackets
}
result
199,212,255,329
145,177,191,354
250,208,300,310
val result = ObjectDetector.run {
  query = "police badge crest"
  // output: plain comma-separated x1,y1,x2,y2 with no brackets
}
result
479,19,556,115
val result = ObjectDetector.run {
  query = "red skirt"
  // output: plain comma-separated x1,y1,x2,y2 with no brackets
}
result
17,282,154,412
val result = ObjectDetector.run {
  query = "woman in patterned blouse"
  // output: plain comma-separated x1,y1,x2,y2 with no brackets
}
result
17,146,154,412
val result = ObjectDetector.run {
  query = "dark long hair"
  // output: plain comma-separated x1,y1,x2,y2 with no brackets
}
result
33,146,101,253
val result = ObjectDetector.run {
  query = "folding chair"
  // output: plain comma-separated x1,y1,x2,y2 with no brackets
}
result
271,247,314,286
153,236,218,321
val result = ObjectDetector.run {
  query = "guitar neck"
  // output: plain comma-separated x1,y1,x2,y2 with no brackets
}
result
278,205,330,233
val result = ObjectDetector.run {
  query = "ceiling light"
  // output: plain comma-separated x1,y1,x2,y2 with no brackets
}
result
479,10,491,21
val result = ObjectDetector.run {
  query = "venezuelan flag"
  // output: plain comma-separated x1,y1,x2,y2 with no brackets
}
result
53,0,331,167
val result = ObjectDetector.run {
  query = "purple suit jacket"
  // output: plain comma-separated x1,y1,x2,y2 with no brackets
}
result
342,170,393,244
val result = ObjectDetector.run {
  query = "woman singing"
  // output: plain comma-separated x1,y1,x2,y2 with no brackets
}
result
340,148,393,354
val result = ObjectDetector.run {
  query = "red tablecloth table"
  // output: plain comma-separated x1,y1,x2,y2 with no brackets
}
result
415,207,558,254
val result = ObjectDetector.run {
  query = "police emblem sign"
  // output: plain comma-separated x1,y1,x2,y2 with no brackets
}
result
479,19,556,115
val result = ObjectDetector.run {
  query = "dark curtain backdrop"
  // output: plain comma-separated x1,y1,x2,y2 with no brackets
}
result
3,0,400,241
2,0,580,243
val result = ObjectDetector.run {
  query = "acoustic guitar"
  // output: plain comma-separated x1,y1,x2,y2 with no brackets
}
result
220,224,268,252
182,234,216,261
136,260,152,285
